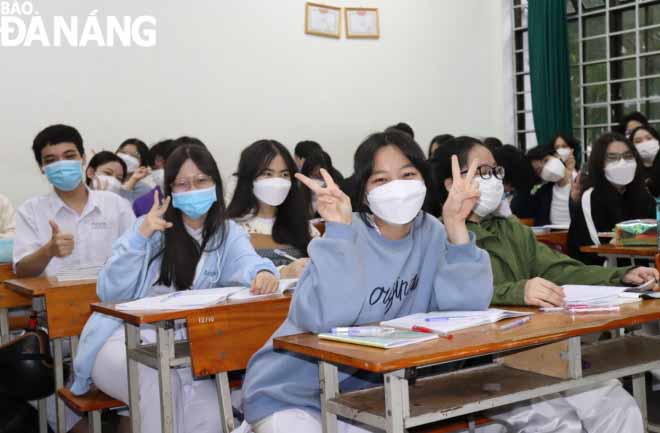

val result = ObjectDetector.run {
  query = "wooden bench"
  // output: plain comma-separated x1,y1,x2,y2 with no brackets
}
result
57,388,125,432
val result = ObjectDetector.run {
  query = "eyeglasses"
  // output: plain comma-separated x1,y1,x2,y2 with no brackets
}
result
605,152,635,163
171,175,215,193
461,165,505,180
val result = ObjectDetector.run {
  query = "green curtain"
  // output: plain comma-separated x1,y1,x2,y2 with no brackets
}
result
528,0,573,148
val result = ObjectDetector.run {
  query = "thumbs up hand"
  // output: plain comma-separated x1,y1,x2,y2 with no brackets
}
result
47,220,75,258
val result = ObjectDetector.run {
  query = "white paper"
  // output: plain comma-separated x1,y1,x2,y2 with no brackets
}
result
228,279,297,301
380,309,531,335
117,287,243,311
55,265,102,282
307,6,339,34
347,10,378,36
562,285,629,304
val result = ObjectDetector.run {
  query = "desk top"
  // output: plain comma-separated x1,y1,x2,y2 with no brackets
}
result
4,277,97,297
274,301,660,373
579,244,657,257
0,263,14,281
91,293,292,326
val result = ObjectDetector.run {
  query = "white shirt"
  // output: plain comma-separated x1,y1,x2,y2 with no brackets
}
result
234,214,320,238
550,182,571,226
13,189,136,276
0,193,16,239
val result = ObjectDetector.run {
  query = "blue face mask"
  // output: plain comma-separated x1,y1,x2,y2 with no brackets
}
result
44,160,83,192
172,186,217,219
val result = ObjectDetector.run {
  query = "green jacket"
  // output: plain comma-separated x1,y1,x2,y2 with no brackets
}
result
467,217,631,305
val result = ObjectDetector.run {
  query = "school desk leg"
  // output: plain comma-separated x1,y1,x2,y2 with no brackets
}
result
0,308,9,344
53,338,66,433
38,398,48,433
319,361,339,433
215,372,235,433
88,410,102,433
384,369,409,433
632,373,648,429
156,323,175,433
125,323,142,433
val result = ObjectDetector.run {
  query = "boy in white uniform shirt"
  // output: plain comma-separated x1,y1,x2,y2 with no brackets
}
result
14,124,135,278
12,124,135,432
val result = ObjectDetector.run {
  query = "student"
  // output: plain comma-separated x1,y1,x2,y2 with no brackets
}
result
492,144,535,220
526,145,575,226
294,140,323,170
629,125,660,196
14,124,135,278
617,111,649,137
116,138,153,202
227,139,318,278
432,137,650,432
72,141,279,433
550,134,582,169
132,138,181,217
569,132,655,265
0,193,16,239
85,150,127,195
428,133,455,159
242,130,493,433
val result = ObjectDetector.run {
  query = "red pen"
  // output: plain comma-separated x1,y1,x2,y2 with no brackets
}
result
412,325,453,340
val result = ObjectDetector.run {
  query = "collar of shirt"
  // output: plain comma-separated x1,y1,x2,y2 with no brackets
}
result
48,187,102,219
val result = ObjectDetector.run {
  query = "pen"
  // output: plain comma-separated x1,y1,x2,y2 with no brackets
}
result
274,249,297,263
539,307,564,312
567,306,620,314
424,317,463,322
498,316,531,331
331,326,395,336
411,325,453,339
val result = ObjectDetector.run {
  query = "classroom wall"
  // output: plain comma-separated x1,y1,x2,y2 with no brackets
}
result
0,0,508,206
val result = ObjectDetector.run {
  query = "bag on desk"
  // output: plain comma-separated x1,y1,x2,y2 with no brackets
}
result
0,329,55,401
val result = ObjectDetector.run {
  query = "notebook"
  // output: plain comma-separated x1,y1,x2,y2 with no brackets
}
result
227,278,297,301
563,284,645,305
55,265,102,282
380,309,532,336
318,329,438,349
116,286,243,311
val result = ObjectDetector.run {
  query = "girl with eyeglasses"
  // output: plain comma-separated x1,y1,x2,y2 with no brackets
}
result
72,139,279,433
431,136,652,432
568,132,655,265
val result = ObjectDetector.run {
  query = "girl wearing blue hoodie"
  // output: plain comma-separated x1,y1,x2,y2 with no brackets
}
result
242,130,494,433
71,140,279,433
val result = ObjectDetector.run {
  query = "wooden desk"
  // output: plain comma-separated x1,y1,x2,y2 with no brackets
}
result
275,302,660,433
92,294,291,433
535,230,568,254
0,263,31,343
580,244,656,267
4,277,98,433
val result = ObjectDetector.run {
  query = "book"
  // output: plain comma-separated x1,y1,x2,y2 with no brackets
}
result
227,278,297,301
116,286,244,311
318,328,438,349
55,265,102,282
380,309,532,336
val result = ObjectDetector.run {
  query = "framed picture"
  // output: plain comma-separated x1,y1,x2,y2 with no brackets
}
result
305,2,341,39
345,7,380,39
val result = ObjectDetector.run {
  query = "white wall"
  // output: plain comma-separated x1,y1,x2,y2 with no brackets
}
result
0,0,508,206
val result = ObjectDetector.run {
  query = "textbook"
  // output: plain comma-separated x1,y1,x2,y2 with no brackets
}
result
116,286,244,311
380,309,533,336
227,278,297,301
55,265,102,282
318,328,438,349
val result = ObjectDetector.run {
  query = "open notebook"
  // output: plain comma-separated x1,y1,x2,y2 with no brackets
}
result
380,309,532,336
319,329,438,349
226,278,297,301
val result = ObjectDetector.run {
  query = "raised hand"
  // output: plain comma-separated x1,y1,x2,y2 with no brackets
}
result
295,169,352,225
442,155,481,225
91,176,109,191
47,220,74,258
131,166,150,182
139,190,173,238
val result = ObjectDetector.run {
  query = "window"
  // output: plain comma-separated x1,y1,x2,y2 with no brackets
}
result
512,0,660,153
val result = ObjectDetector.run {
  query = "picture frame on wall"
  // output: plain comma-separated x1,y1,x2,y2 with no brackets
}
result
345,7,380,39
305,2,341,39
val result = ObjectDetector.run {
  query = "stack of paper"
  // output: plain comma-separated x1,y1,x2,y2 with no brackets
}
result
55,265,102,282
116,286,244,311
562,285,640,306
380,309,532,335
228,278,297,301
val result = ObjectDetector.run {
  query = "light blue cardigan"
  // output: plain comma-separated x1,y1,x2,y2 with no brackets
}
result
71,217,278,395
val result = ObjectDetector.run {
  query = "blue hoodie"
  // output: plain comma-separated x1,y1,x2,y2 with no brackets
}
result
70,217,277,395
242,213,493,423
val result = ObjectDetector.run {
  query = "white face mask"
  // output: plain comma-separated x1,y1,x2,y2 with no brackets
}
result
605,159,637,186
540,157,566,183
118,153,140,173
151,169,165,190
253,178,292,206
636,139,660,166
367,179,426,225
472,177,504,217
556,148,572,162
93,175,122,195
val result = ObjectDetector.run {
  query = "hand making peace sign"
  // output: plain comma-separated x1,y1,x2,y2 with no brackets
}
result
295,169,352,225
139,190,174,238
442,155,481,244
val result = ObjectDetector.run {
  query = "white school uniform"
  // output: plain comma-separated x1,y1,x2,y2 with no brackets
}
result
13,189,135,276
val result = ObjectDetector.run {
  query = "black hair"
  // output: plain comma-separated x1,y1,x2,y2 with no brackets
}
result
548,134,582,169
32,124,84,166
386,122,414,138
300,149,344,184
155,140,226,290
353,130,433,223
525,145,555,162
85,151,127,185
226,140,312,253
428,134,455,159
617,111,649,134
493,145,535,193
483,137,503,150
149,139,179,168
294,140,323,159
117,138,152,167
583,132,646,196
429,136,485,208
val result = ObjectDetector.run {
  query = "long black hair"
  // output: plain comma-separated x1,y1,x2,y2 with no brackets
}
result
353,130,435,223
85,151,127,185
156,138,226,290
493,144,534,193
117,138,152,167
226,140,312,253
